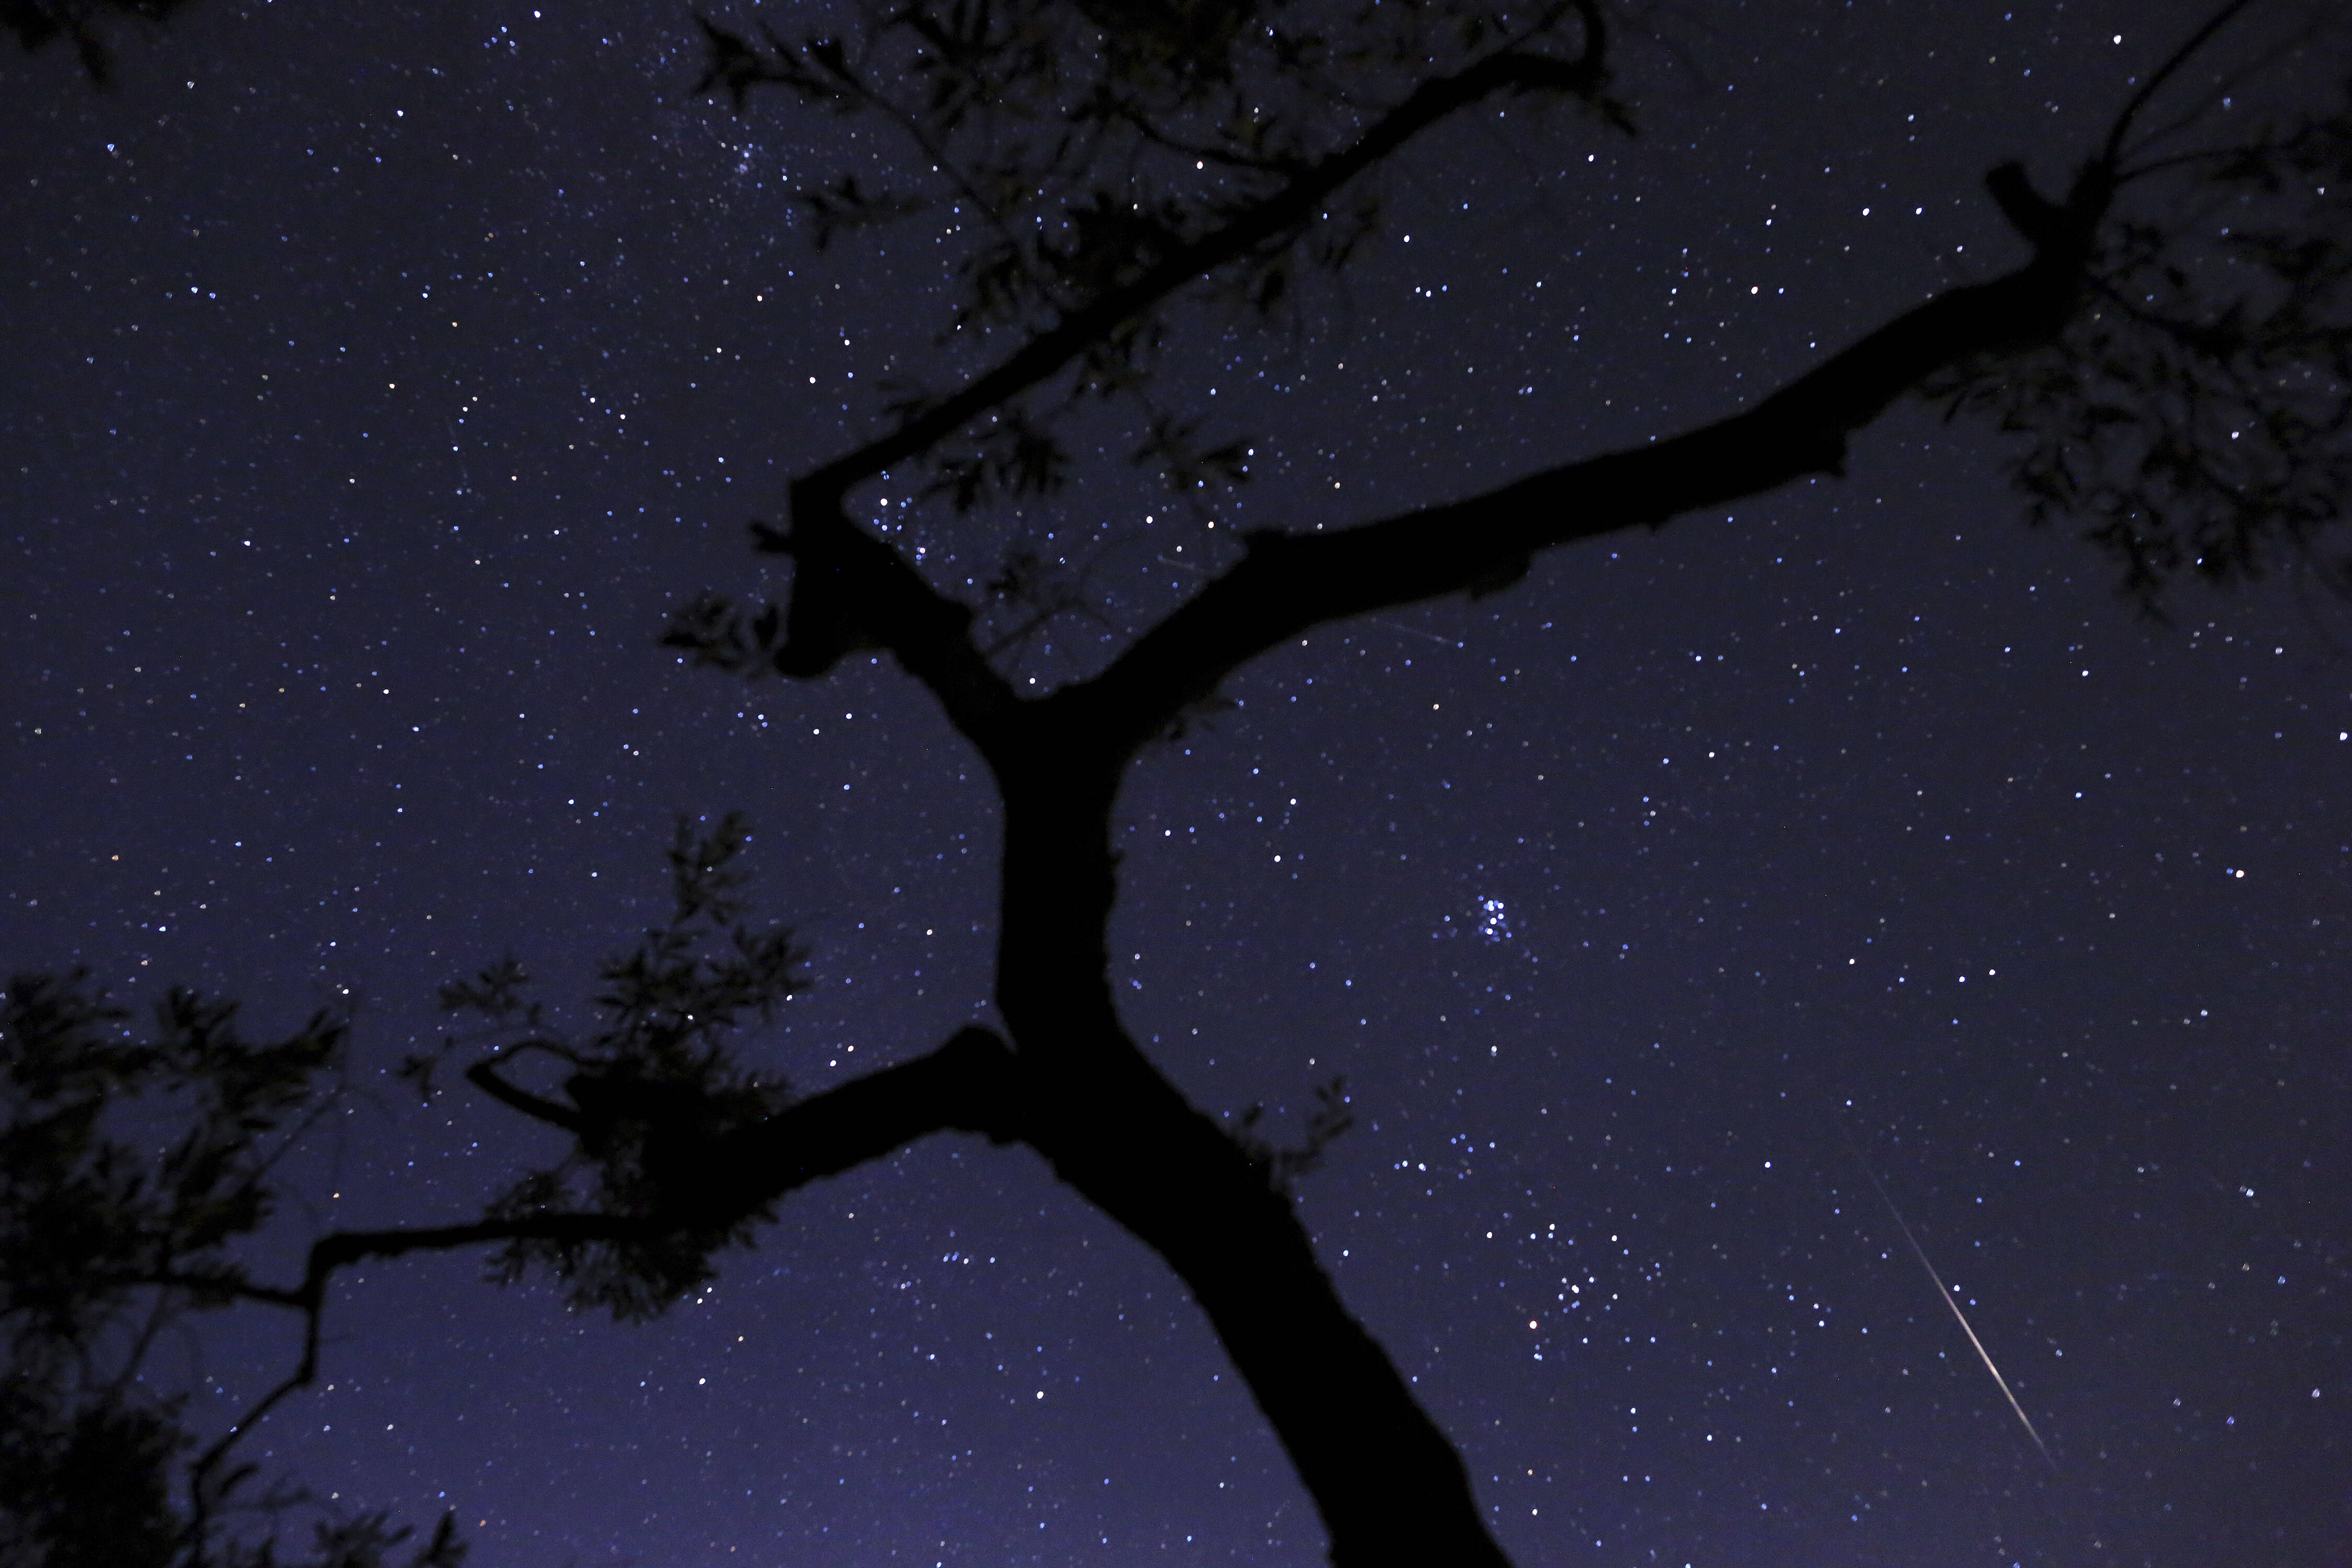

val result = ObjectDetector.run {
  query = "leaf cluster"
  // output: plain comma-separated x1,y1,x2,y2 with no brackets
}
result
430,815,808,1320
660,588,791,679
2,972,344,1371
0,1379,183,1568
1935,82,2352,607
1232,1074,1353,1193
0,973,465,1565
4,0,190,86
689,0,1612,514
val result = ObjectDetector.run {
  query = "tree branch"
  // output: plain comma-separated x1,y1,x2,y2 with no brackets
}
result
774,20,1617,693
772,482,1019,743
181,1208,647,1549
86,1270,308,1310
802,34,1613,506
1014,1027,1511,1565
172,1023,1019,1554
1074,178,2107,753
668,1024,1021,1225
464,1058,586,1133
2102,0,2263,169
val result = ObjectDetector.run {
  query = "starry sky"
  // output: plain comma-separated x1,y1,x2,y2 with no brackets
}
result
4,1,2348,1564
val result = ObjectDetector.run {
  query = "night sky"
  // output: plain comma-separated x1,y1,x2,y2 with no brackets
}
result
4,1,2348,1564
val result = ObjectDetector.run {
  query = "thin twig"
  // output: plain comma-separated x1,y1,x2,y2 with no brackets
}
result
2102,0,2265,170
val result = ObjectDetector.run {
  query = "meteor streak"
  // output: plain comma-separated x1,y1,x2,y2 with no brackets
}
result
1848,1135,2057,1472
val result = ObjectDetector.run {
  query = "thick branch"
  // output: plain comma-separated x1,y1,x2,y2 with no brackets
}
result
1077,199,2100,753
774,483,1019,743
673,1024,1020,1223
1010,1025,1511,1565
975,752,1508,1561
238,1027,1017,1333
180,1025,1019,1544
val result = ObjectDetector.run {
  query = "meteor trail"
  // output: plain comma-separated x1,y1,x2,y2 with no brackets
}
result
1848,1134,2057,1472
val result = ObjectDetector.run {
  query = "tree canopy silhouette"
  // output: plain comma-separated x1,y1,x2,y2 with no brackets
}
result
3,0,191,85
5,1,2347,1563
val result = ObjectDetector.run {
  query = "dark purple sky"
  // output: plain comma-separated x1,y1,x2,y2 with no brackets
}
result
4,1,2347,1563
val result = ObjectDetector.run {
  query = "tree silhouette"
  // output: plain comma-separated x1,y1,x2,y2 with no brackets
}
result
5,1,2347,1563
3,0,192,86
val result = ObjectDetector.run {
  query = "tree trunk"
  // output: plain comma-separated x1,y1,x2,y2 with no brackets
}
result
991,735,1515,1565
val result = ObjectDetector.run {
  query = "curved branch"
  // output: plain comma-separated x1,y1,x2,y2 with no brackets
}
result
1076,207,2099,753
2102,0,2262,169
227,1025,1019,1349
773,483,1018,742
800,33,1614,507
186,1209,649,1545
465,1058,586,1133
1025,1066,1512,1565
683,1024,1020,1222
775,21,1619,700
179,1024,1019,1550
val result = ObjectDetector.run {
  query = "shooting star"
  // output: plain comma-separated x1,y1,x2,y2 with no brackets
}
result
1848,1134,2058,1472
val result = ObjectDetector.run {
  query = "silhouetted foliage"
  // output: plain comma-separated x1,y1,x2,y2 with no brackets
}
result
678,0,1625,525
4,0,190,85
1932,65,2352,604
1,971,344,1362
11,2,2349,1564
419,814,809,1320
0,1382,183,1568
0,973,467,1566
